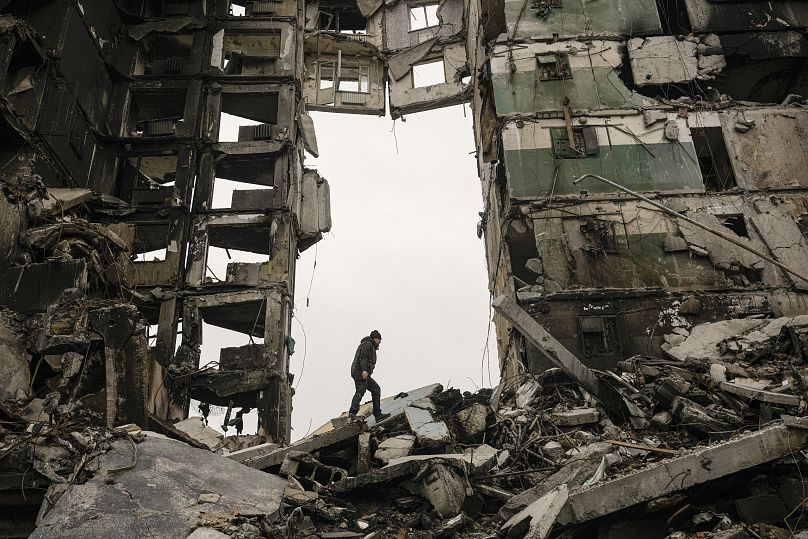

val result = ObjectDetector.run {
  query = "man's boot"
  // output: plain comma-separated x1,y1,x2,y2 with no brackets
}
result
374,411,391,422
349,413,358,422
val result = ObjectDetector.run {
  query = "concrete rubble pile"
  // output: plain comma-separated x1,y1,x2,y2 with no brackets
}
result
3,308,808,537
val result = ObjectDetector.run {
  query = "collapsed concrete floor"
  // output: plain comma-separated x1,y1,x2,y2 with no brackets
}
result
5,300,808,538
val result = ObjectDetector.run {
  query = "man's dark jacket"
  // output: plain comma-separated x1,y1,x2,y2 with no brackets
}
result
350,336,378,378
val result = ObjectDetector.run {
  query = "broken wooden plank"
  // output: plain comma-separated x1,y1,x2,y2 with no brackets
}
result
492,295,632,420
719,381,801,407
557,422,808,526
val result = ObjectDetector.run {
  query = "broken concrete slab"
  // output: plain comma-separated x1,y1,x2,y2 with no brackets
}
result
232,420,367,470
719,382,800,407
31,433,287,538
499,442,612,521
549,408,599,427
556,422,808,526
280,451,348,486
374,434,416,464
173,416,224,451
359,383,444,428
404,406,451,448
665,319,766,362
501,484,568,539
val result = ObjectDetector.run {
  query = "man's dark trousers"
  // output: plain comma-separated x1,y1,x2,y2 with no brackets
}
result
349,375,381,416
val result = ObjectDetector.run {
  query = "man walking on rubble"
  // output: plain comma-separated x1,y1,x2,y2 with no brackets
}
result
348,330,391,422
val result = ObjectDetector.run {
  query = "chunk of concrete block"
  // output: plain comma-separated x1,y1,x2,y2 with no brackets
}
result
549,408,599,427
501,485,568,539
187,528,230,539
404,406,451,448
197,493,221,504
173,417,223,451
357,432,371,474
542,441,565,461
408,462,466,518
375,434,416,464
462,444,499,474
455,403,487,441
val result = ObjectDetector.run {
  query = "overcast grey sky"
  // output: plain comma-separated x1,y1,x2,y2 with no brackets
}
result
201,104,496,440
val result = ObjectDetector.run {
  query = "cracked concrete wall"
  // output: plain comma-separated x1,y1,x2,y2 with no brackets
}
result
388,41,469,117
489,40,642,115
383,0,465,51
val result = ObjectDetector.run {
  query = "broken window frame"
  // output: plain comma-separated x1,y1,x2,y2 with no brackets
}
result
536,53,572,81
550,126,599,159
578,217,619,255
409,3,441,31
578,314,626,357
690,126,737,192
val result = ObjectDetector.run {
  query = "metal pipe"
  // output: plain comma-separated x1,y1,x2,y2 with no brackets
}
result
572,174,808,283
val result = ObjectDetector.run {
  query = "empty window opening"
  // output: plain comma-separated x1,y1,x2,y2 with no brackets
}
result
221,32,282,75
138,34,194,76
212,179,274,209
718,214,748,238
691,127,736,192
135,248,168,262
126,90,187,137
131,223,171,257
655,0,692,35
537,54,572,81
230,2,246,15
413,60,445,88
579,218,619,255
506,219,540,287
550,127,598,159
579,315,624,356
205,247,267,282
338,65,370,93
218,113,260,142
117,153,179,204
409,4,440,30
318,9,367,32
218,92,279,142
146,324,159,346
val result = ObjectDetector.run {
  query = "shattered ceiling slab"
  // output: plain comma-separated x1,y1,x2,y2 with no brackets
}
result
628,35,725,86
31,433,286,538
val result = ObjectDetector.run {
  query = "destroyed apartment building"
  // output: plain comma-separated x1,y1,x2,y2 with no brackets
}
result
3,0,808,537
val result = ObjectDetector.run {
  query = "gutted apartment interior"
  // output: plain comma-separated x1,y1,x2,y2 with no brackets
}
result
4,0,808,537
0,0,328,464
468,0,808,380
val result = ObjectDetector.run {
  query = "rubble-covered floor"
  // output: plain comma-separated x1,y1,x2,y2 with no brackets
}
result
4,308,808,538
